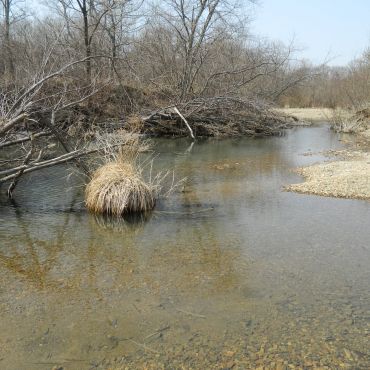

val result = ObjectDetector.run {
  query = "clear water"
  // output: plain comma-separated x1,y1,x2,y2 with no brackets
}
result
0,125,369,369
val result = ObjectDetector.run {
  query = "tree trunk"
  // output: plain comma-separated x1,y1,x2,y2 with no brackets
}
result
110,31,117,77
3,0,15,84
81,0,92,83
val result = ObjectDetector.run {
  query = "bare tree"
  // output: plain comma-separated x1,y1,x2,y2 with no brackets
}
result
151,0,256,101
0,0,25,83
51,0,111,82
100,0,143,75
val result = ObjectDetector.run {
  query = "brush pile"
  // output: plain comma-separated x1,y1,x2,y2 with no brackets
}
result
141,97,295,137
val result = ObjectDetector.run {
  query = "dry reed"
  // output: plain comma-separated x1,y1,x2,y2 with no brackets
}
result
85,161,156,215
85,131,185,216
329,108,369,133
85,136,160,215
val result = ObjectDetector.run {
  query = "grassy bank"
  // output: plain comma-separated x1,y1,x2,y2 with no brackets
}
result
275,108,334,122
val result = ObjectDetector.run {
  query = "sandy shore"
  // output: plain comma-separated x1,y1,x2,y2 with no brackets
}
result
286,150,370,200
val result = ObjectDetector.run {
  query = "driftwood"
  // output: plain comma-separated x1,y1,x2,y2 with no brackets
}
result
0,148,93,184
0,130,51,149
0,139,134,186
173,106,195,140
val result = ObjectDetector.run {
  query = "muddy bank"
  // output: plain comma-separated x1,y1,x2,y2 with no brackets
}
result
287,149,370,200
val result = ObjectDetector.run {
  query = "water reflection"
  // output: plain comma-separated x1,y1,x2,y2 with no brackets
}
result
0,199,76,289
92,212,152,232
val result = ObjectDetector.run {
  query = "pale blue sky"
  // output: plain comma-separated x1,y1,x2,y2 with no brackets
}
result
252,0,370,66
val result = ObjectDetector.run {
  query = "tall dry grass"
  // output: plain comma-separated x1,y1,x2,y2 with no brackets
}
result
85,133,181,216
85,161,156,215
328,107,370,133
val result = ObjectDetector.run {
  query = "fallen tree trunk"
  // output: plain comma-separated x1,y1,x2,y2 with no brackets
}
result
7,142,34,198
0,137,138,186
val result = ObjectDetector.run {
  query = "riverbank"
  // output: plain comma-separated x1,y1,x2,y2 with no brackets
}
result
330,107,370,141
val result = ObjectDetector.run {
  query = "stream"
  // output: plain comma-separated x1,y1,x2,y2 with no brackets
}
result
0,124,369,369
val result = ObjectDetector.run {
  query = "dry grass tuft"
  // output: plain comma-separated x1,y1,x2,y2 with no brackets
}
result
126,114,144,133
85,161,156,215
85,132,184,216
85,137,161,215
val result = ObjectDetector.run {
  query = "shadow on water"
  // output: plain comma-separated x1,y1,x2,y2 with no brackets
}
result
0,125,369,369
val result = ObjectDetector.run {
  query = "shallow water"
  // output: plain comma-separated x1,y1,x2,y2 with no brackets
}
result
0,125,369,369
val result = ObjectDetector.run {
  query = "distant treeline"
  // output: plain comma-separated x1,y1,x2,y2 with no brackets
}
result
279,50,370,109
